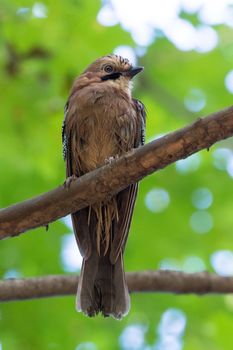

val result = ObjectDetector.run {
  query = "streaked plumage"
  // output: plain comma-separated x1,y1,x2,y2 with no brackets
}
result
62,54,146,319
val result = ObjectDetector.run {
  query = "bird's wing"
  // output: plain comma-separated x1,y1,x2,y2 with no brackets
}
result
110,99,146,264
62,101,92,259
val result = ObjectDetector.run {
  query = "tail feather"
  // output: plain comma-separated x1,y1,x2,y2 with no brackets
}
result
76,252,130,319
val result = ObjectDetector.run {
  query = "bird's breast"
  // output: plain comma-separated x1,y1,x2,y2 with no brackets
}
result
71,88,137,173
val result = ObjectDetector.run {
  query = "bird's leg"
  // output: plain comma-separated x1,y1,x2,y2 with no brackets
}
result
63,174,78,188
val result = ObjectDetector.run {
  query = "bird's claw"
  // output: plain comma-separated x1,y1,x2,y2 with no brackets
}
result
63,174,77,188
104,155,119,165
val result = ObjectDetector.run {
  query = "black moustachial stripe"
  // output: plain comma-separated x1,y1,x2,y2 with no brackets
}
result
101,72,122,81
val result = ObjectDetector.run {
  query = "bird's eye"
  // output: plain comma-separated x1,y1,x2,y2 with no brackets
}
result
104,65,113,73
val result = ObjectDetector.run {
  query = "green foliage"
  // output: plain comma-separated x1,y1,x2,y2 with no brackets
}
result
1,1,233,349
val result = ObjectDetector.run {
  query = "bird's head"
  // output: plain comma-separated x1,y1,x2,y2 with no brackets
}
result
77,54,143,93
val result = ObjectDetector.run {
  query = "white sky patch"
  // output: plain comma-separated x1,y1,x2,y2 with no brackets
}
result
143,0,181,30
119,324,147,350
114,46,137,66
32,2,47,18
156,308,186,350
131,26,155,47
135,46,148,57
165,21,218,52
198,0,231,25
108,0,181,31
164,18,197,51
195,25,218,53
61,215,73,231
180,0,204,14
224,8,233,27
211,250,233,276
225,70,233,94
61,233,82,272
98,0,182,46
98,0,229,52
97,3,118,26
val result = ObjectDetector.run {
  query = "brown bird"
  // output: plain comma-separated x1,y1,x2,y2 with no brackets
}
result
62,54,146,319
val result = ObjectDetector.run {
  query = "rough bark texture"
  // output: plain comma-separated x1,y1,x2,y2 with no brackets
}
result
0,105,233,238
1,271,233,301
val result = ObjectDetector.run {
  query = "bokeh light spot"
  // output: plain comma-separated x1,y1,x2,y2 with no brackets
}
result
159,309,186,336
119,324,147,350
145,188,170,213
181,0,203,14
191,187,213,209
227,155,233,178
195,25,218,53
184,88,206,112
212,148,232,171
131,26,155,46
159,258,181,271
156,308,186,350
97,4,118,26
225,70,233,94
76,342,97,350
211,250,233,276
32,3,47,18
97,0,222,54
164,18,197,51
17,7,30,16
198,1,230,25
159,256,206,273
182,255,206,272
3,269,22,279
176,153,201,174
190,211,213,234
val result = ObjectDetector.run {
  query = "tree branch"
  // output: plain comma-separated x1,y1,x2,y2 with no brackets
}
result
1,271,233,301
1,105,233,238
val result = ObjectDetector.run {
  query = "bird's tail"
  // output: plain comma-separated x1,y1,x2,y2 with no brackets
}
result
76,250,130,320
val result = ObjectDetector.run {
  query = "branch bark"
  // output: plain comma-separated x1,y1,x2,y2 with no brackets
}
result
0,105,233,238
1,271,233,301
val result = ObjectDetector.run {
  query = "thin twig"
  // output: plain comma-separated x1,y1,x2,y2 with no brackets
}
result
1,271,233,302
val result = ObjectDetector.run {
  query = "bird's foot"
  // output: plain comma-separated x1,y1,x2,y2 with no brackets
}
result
63,174,77,188
104,155,119,165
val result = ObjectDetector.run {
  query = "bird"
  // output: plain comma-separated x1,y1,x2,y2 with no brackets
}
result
62,54,146,319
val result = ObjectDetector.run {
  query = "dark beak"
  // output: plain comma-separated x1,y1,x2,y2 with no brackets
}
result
124,66,144,78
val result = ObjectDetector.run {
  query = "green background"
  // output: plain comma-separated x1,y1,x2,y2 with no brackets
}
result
1,1,233,349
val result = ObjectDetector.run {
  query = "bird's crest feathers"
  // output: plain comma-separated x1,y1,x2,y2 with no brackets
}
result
84,54,132,74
